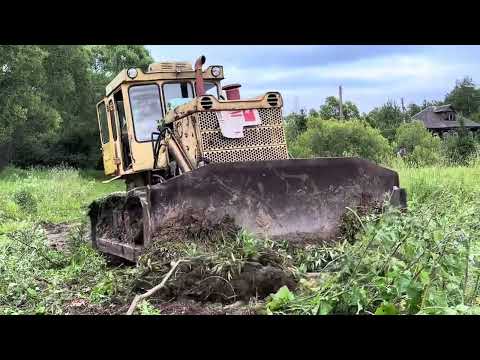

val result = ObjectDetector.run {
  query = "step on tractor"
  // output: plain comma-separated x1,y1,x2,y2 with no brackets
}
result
89,55,407,262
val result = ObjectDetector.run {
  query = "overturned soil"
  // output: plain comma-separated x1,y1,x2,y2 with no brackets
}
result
42,215,297,315
65,297,259,315
135,212,297,306
42,222,76,250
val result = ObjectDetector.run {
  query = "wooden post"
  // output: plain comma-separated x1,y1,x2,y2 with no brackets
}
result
339,85,343,120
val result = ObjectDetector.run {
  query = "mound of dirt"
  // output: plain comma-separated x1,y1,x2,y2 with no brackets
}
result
134,213,297,305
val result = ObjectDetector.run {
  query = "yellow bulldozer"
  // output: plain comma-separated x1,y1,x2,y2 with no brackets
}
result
89,55,406,262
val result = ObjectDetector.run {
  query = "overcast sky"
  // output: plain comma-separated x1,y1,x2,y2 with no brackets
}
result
146,45,480,114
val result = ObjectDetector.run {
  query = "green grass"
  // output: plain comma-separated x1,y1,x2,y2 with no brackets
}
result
0,166,127,314
0,166,123,241
398,164,480,199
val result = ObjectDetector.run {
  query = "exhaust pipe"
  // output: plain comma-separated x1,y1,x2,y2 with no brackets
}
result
194,55,206,96
222,83,242,100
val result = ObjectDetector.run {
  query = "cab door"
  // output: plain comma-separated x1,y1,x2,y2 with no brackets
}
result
107,99,122,174
96,100,116,176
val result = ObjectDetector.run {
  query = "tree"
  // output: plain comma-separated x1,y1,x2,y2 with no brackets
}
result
406,103,423,118
406,100,445,119
289,117,392,164
0,45,59,164
394,122,442,166
422,99,444,108
0,45,154,168
90,45,154,81
445,77,480,117
317,96,360,120
285,109,308,144
366,101,405,141
36,45,101,167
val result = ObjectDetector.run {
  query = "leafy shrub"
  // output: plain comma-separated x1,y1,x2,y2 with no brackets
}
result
442,130,478,165
284,110,308,144
365,101,405,141
13,189,37,214
394,122,443,166
289,117,392,164
265,286,295,314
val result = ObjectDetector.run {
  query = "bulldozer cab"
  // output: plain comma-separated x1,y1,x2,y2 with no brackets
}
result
95,57,287,185
96,61,226,179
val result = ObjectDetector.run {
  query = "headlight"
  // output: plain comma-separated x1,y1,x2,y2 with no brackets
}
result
127,68,138,79
211,66,221,77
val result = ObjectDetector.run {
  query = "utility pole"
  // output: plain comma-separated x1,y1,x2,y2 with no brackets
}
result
401,97,406,123
339,85,344,120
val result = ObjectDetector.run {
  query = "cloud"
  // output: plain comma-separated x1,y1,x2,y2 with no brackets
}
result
146,45,480,114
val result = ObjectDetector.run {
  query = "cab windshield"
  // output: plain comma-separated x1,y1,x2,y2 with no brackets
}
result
129,84,163,142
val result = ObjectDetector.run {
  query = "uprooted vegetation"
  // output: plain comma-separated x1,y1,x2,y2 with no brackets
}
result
0,218,303,314
135,216,297,304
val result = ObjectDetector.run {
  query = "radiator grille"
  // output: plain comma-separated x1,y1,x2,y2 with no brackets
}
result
201,126,286,150
195,108,288,163
204,145,289,163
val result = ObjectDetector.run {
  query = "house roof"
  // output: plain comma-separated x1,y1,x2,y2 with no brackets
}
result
412,105,480,130
432,104,455,113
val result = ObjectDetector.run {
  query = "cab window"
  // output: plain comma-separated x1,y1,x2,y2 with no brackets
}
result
108,100,117,141
204,81,219,97
129,84,163,142
97,102,109,144
163,82,194,105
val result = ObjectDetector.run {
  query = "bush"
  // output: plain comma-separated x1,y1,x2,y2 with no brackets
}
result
13,189,37,215
442,130,478,165
394,122,443,166
289,117,392,164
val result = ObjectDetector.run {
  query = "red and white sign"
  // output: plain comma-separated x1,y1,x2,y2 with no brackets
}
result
217,109,261,138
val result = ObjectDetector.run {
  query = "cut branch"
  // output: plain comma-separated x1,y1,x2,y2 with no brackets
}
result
126,259,184,315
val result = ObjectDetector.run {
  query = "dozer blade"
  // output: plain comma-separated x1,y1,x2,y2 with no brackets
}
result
89,158,406,262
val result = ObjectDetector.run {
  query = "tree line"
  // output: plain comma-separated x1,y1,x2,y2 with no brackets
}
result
287,77,480,142
2,45,480,170
286,77,480,166
0,45,153,168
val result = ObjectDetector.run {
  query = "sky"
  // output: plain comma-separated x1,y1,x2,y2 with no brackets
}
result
146,45,480,114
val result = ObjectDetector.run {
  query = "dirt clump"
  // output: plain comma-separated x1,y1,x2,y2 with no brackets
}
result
42,223,75,251
134,212,297,305
42,222,91,251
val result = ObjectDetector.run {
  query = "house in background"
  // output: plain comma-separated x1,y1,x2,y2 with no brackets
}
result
412,104,480,136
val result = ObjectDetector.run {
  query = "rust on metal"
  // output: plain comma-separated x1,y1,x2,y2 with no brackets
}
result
194,55,206,96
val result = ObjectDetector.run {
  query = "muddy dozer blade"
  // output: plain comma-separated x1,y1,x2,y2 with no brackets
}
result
89,158,406,262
